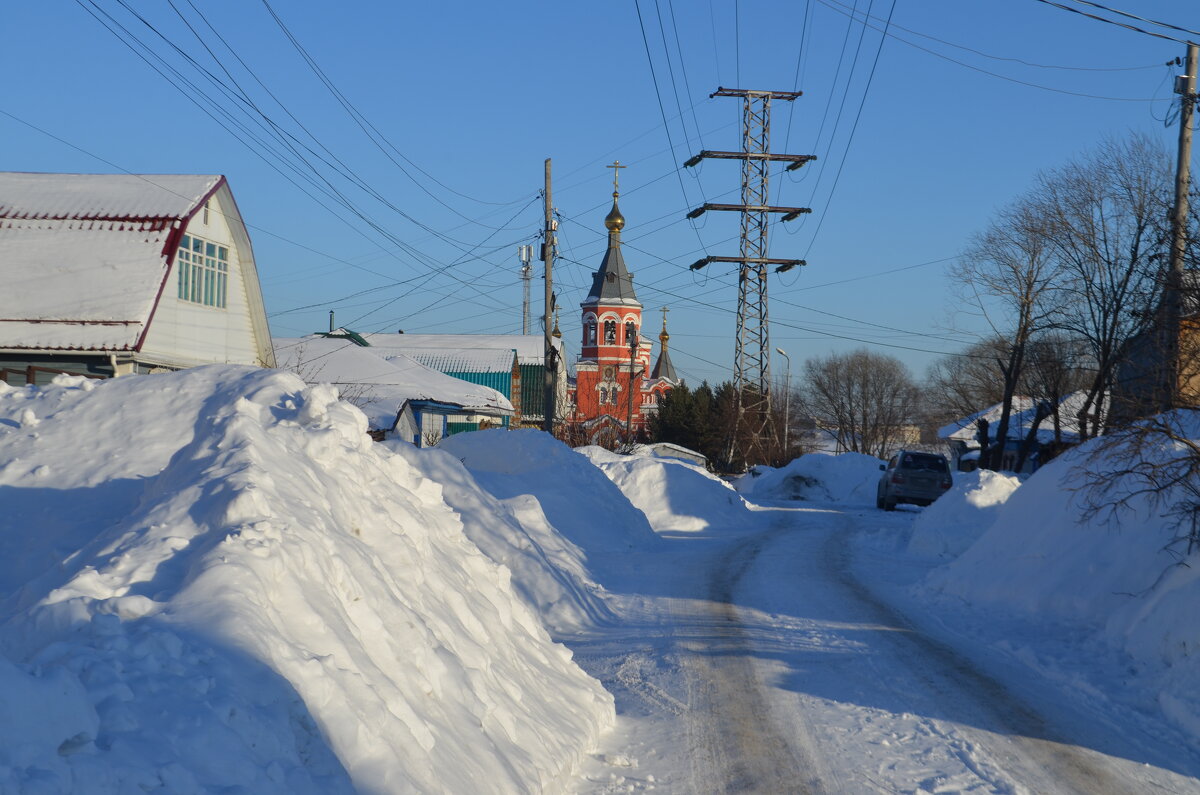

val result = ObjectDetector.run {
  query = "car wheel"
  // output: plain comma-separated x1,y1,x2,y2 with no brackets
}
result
883,498,896,512
876,494,885,510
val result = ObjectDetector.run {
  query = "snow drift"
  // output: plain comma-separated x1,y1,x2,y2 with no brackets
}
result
437,430,664,593
0,367,612,793
738,452,883,505
922,413,1200,738
578,445,752,533
907,469,1022,558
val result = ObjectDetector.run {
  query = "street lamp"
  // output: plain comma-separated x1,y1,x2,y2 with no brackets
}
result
775,347,791,459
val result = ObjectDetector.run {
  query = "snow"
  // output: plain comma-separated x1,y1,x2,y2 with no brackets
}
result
915,413,1200,738
0,172,220,220
2,363,1199,791
0,367,610,793
0,173,224,351
577,445,752,533
736,451,883,505
273,336,513,429
907,469,1022,558
939,390,1096,444
360,333,563,366
438,430,661,560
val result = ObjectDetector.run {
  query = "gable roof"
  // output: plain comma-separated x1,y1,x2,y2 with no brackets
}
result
939,391,1096,446
0,172,224,352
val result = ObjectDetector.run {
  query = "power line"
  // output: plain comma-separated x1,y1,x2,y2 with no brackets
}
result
1031,0,1197,45
803,0,897,258
816,0,1167,101
818,0,1164,71
633,0,711,255
1064,0,1200,39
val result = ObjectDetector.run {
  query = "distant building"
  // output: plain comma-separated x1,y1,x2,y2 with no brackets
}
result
1111,273,1200,424
274,336,512,446
565,176,678,446
0,172,274,385
359,333,566,428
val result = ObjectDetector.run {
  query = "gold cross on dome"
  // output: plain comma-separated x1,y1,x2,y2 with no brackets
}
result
606,160,627,192
661,306,669,328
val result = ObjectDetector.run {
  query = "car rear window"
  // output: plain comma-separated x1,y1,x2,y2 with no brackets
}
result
900,453,948,472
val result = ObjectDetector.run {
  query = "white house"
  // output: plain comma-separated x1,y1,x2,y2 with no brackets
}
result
0,172,274,385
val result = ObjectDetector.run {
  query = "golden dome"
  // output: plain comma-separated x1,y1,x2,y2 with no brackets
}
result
604,191,625,232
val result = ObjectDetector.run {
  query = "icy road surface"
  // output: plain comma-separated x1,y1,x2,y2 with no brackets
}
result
571,503,1200,793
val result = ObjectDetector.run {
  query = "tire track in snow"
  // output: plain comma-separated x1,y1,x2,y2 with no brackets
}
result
823,512,1132,795
677,526,826,794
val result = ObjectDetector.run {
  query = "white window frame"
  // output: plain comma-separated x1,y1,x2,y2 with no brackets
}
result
177,233,229,309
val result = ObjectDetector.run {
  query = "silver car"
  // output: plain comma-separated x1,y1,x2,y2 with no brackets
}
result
877,450,952,510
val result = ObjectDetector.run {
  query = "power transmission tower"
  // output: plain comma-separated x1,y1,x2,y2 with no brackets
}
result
686,87,815,467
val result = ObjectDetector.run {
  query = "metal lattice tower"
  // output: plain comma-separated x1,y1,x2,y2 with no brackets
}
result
686,87,815,465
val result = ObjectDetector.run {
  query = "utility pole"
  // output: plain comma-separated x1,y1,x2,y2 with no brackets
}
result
627,331,638,445
518,244,534,335
1165,43,1198,411
542,159,557,435
686,87,815,467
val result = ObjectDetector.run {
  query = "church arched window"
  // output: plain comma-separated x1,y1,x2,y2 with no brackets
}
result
586,322,596,345
625,321,637,346
604,320,617,344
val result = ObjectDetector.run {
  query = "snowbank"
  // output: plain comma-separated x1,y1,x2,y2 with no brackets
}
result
437,431,663,593
577,446,752,533
386,441,615,633
0,367,612,793
907,470,1022,558
738,452,883,505
923,413,1200,736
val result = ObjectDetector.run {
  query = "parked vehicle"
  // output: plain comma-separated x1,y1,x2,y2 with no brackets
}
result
877,450,952,510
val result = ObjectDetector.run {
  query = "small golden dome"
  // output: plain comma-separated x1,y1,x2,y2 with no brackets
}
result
604,191,625,232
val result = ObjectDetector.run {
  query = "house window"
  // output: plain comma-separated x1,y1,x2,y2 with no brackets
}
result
177,233,228,308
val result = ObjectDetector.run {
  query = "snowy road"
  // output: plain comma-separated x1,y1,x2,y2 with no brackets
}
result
573,503,1200,793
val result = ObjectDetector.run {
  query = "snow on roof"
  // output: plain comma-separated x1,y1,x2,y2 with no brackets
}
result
361,333,563,365
402,348,517,375
0,172,221,220
939,391,1095,445
0,172,223,351
273,337,513,429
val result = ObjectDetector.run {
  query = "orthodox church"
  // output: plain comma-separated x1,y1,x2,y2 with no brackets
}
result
566,168,679,445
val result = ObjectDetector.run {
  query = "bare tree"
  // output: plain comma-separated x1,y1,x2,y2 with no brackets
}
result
1035,134,1172,440
954,202,1062,469
798,349,919,459
923,336,1010,430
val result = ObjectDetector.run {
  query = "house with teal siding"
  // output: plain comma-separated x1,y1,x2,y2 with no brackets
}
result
361,334,567,428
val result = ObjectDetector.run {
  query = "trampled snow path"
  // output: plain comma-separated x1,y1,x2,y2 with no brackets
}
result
571,503,1200,793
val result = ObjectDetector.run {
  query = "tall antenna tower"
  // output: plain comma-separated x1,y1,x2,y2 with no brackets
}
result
517,244,534,335
686,87,815,466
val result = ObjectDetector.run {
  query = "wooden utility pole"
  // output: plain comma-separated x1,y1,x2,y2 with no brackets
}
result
1165,43,1198,410
542,159,557,435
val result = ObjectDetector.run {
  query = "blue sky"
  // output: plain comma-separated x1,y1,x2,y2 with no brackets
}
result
2,0,1192,387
